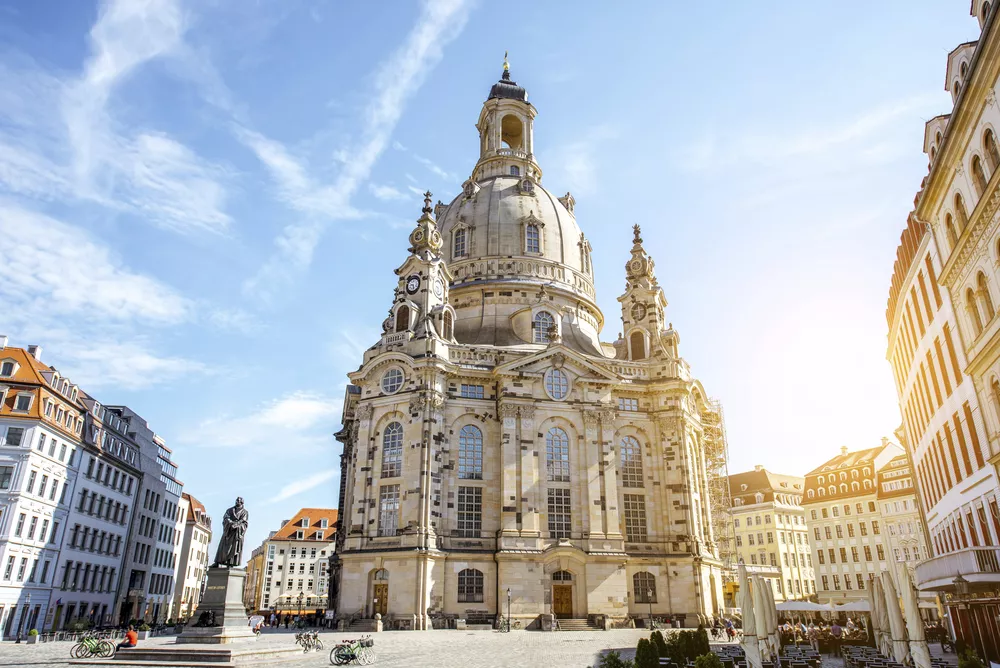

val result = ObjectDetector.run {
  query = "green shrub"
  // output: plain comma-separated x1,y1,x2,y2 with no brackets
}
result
694,654,723,668
959,648,985,668
66,618,92,632
635,638,660,668
599,650,635,668
27,629,38,636
696,625,710,656
651,630,667,657
138,623,151,632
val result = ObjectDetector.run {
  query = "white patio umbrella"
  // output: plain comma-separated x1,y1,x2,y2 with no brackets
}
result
866,578,882,652
763,579,780,656
753,577,772,662
898,565,931,668
740,564,763,668
873,575,893,657
881,570,910,664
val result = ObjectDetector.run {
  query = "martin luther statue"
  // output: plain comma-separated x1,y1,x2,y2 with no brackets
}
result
213,497,248,567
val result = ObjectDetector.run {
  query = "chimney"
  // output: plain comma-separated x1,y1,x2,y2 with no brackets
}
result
0,336,7,349
881,436,890,447
840,446,849,456
754,464,764,472
26,345,42,361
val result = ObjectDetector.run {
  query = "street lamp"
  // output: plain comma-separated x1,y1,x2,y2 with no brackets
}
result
647,588,654,629
297,592,304,625
15,593,31,644
506,587,511,631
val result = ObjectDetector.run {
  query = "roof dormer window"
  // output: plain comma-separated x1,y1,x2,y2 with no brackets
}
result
0,361,15,377
301,517,310,528
14,393,33,412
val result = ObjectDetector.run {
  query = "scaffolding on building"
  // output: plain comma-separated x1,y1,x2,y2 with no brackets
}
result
703,399,736,587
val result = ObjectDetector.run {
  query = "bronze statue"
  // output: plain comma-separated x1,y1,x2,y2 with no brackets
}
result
213,497,248,567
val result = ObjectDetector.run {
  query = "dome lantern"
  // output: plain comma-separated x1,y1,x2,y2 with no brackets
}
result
473,55,541,183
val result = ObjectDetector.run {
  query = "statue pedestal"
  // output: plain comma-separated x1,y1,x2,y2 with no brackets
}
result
177,567,256,644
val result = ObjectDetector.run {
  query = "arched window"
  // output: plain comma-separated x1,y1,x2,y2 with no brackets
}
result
863,467,871,476
946,213,959,248
986,130,1000,171
395,305,410,333
634,572,657,603
991,378,1000,423
851,470,859,479
525,223,540,253
374,568,389,580
851,482,859,491
619,436,643,487
442,311,453,340
818,488,825,497
954,81,962,99
863,480,873,490
630,331,647,360
979,272,995,321
458,425,483,480
457,568,484,603
956,193,969,231
828,486,836,496
453,228,467,258
545,369,569,400
546,427,570,482
973,155,989,196
984,2,992,22
533,311,554,343
381,422,403,478
510,165,520,177
930,147,936,162
968,287,985,336
807,489,814,499
937,130,943,146
553,570,572,581
840,472,847,481
818,475,825,484
961,61,969,78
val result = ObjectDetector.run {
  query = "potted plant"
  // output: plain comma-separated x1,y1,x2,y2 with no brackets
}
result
137,623,152,640
26,629,39,645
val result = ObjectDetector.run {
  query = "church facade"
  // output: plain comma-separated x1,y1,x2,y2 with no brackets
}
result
331,65,726,630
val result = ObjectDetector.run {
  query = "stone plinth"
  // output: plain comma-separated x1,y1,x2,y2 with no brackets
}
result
177,567,256,645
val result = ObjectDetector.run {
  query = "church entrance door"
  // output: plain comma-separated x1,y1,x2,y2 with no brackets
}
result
372,584,388,617
552,585,573,619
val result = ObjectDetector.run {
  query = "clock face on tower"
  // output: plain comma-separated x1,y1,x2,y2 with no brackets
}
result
433,278,444,298
631,303,647,321
406,275,420,294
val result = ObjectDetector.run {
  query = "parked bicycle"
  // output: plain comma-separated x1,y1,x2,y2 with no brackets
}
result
295,630,323,653
71,634,116,659
330,635,375,665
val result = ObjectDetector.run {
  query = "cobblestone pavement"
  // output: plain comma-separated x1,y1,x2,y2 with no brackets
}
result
0,629,962,668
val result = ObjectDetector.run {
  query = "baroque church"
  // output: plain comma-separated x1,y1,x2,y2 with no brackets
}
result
331,63,726,630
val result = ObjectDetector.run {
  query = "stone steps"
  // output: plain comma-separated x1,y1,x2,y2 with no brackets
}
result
557,618,599,631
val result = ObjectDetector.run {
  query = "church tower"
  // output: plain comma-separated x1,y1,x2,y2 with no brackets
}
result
617,224,670,361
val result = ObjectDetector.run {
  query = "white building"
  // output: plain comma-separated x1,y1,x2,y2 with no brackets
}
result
173,493,211,621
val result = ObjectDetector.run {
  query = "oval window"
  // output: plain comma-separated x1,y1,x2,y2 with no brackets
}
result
381,368,404,394
545,368,569,400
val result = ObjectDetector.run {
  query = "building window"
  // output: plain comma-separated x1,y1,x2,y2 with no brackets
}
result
0,361,14,377
378,485,400,537
14,394,32,412
545,428,570,482
381,422,403,478
453,228,467,258
381,368,404,394
456,487,482,537
510,165,521,177
633,572,656,603
877,544,885,560
4,428,24,447
979,272,996,322
525,223,539,253
533,311,554,343
619,436,643,487
457,568,484,603
872,520,880,535
544,369,569,400
460,384,484,399
623,494,647,542
458,425,483,480
547,488,571,539
973,155,989,196
618,398,638,411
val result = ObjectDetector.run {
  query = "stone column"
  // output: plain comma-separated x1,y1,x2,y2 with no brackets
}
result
519,406,540,536
583,410,604,538
500,403,519,536
600,409,623,539
355,405,375,537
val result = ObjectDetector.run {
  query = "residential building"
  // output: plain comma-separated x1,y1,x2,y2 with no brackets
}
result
173,493,211,621
0,341,81,639
332,64,729,630
244,509,336,619
728,466,813,602
803,442,903,605
877,455,933,583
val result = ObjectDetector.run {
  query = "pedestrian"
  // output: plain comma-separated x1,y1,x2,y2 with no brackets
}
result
830,621,843,657
283,614,290,629
117,626,139,650
808,623,819,653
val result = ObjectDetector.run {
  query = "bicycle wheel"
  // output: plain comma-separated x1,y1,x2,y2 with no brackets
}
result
99,641,115,657
362,648,377,665
70,643,85,659
315,639,324,651
330,646,346,665
333,646,353,665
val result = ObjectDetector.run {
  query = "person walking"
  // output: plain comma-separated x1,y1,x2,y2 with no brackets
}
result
283,614,290,629
808,623,820,653
830,621,843,657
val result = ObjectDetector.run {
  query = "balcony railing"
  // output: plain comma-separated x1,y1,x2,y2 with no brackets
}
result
914,546,1000,591
495,148,529,159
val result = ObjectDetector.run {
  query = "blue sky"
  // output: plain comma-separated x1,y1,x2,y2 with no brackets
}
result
0,0,977,552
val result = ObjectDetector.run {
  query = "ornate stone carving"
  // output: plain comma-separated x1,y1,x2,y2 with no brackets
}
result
558,192,575,214
355,404,373,423
988,89,997,107
518,405,536,421
956,163,966,177
583,410,600,427
598,408,616,425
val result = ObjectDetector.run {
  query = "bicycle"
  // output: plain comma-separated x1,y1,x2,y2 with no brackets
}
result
70,634,115,659
295,631,323,653
330,635,375,665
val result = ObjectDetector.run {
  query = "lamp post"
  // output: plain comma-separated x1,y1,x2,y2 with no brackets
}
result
648,588,654,629
297,592,304,626
15,593,31,643
506,587,511,631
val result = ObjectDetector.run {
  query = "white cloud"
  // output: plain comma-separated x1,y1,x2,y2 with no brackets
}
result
178,391,342,449
270,469,338,503
56,340,211,390
369,183,408,201
413,154,457,182
544,124,618,197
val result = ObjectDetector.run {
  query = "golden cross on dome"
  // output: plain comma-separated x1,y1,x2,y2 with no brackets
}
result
632,224,642,245
503,51,509,72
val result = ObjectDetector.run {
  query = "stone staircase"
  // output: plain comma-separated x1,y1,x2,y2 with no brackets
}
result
556,617,599,631
347,618,378,632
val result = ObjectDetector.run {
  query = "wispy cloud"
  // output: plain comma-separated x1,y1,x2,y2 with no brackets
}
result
271,468,338,503
369,183,409,201
240,0,471,299
544,123,618,197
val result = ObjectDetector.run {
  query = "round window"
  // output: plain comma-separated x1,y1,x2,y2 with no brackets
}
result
544,368,569,400
381,368,404,394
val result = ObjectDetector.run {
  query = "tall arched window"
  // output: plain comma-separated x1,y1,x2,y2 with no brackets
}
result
946,213,959,248
968,287,985,336
442,311,453,340
986,130,1000,171
984,2,992,22
992,378,1000,424
620,436,643,487
457,568,484,603
828,486,836,496
525,223,540,253
634,572,656,603
458,425,483,480
978,272,995,321
973,155,989,196
381,422,403,478
956,193,969,231
954,81,962,99
395,305,410,333
533,311,554,343
961,61,969,78
546,427,570,482
630,331,647,360
453,228,467,258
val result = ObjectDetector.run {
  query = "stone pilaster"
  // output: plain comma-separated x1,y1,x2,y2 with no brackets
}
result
500,403,519,536
518,405,540,536
583,410,604,538
600,408,623,539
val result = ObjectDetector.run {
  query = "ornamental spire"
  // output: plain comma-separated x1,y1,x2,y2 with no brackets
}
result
408,190,443,257
625,223,656,285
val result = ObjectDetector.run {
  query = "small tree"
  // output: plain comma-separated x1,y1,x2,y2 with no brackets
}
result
959,647,985,668
600,650,636,668
694,654,723,668
636,638,660,668
651,630,668,657
696,625,710,656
